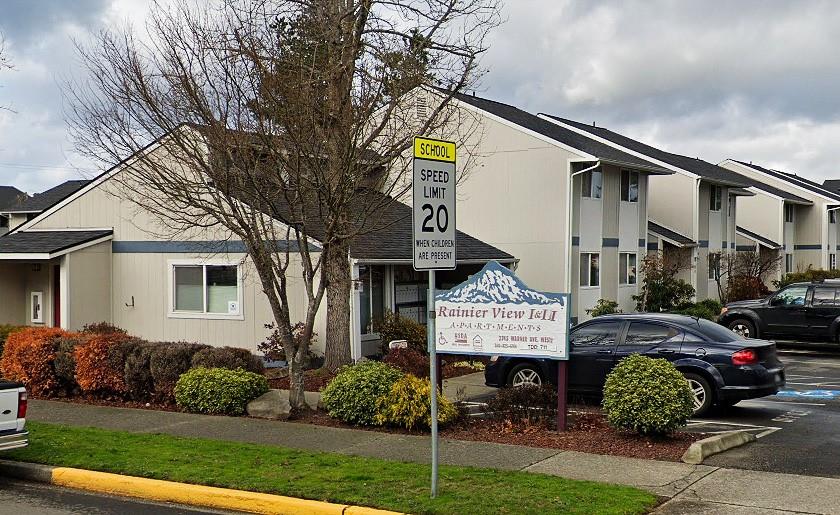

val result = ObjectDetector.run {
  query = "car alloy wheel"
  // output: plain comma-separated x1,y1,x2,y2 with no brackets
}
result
730,323,751,338
687,378,707,412
511,368,542,387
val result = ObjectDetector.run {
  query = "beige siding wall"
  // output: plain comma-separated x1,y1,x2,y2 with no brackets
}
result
648,172,696,239
67,241,112,331
0,263,26,325
737,192,783,245
24,262,55,327
452,111,577,295
112,251,327,354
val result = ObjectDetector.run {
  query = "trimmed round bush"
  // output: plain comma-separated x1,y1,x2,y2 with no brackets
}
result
74,331,133,397
375,375,457,430
191,346,264,374
602,354,694,436
123,341,159,400
174,367,269,415
320,361,403,425
383,347,430,378
0,327,69,396
54,335,84,391
149,342,210,402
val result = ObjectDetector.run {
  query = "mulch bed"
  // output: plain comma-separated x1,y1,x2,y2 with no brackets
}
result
443,411,704,462
288,406,703,462
33,395,184,413
268,368,336,392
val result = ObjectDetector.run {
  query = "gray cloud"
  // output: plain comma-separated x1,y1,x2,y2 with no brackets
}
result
2,0,840,194
480,0,840,181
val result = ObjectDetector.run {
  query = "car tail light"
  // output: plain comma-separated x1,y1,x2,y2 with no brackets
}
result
732,349,758,366
17,391,27,419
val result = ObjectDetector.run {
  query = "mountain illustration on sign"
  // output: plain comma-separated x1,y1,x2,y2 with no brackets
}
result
435,261,566,305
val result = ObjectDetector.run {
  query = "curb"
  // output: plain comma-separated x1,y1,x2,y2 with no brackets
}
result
681,430,756,465
0,460,400,515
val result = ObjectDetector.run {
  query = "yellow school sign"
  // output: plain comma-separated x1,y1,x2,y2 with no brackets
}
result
413,137,456,163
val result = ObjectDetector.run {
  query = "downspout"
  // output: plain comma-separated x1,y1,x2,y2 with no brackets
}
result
826,206,840,269
565,161,601,295
692,177,701,299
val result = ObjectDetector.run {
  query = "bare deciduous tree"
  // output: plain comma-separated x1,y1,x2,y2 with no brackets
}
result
713,250,781,303
66,0,501,409
0,35,14,112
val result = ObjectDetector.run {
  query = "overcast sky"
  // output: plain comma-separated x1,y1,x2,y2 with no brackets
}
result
2,0,840,193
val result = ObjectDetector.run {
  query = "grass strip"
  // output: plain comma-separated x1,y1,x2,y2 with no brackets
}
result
8,422,656,514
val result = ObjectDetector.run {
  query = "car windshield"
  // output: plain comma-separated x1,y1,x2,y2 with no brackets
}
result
689,318,743,342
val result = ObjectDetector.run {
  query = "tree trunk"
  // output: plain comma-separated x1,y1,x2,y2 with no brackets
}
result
324,239,353,370
287,343,309,412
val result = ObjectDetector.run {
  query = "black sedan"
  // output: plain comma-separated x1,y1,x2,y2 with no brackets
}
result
484,313,785,416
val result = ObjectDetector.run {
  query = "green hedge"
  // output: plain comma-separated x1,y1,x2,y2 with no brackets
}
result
174,367,269,415
321,361,404,425
602,354,693,436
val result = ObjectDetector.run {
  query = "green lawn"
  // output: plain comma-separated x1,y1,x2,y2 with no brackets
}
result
7,422,656,514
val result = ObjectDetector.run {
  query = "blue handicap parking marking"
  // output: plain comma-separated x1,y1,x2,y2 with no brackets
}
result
776,389,840,399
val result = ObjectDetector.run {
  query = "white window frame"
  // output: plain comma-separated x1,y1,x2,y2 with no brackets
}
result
30,291,43,324
581,169,603,200
709,185,722,212
784,204,794,223
619,252,637,286
168,259,244,320
620,170,639,203
580,252,601,288
708,252,721,280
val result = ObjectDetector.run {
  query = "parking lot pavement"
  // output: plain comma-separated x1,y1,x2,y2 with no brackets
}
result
693,347,840,477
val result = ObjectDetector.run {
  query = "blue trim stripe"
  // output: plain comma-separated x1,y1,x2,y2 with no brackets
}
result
730,242,736,249
736,245,757,251
699,240,709,248
722,241,728,249
602,238,619,247
572,236,580,246
794,244,822,250
647,242,659,250
638,238,646,248
112,240,308,253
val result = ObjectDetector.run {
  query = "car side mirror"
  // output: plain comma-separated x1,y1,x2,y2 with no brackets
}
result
769,297,782,306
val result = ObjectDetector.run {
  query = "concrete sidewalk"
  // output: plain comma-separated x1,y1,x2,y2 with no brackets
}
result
27,399,839,514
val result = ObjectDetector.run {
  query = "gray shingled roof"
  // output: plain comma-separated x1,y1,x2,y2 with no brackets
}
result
269,190,514,263
544,116,816,203
0,186,27,211
823,179,840,194
736,226,781,250
733,161,840,202
648,221,696,247
453,93,670,174
4,180,90,213
0,230,112,255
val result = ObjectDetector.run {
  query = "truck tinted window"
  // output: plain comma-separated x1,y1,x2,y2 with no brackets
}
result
813,287,839,306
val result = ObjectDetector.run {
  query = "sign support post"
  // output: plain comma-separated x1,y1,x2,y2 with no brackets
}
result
557,360,568,431
427,269,438,497
412,136,456,499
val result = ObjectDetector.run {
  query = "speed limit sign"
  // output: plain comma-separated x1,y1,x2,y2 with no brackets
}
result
413,137,456,270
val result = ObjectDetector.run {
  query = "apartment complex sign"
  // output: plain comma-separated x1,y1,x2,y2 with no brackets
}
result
413,137,456,270
435,261,570,360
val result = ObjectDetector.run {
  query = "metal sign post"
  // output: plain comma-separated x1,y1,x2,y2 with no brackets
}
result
412,136,456,499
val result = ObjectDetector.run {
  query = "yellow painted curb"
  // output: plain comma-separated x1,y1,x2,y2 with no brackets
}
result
50,466,402,515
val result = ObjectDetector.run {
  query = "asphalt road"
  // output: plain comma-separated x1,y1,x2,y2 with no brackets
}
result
0,477,237,515
693,346,840,477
